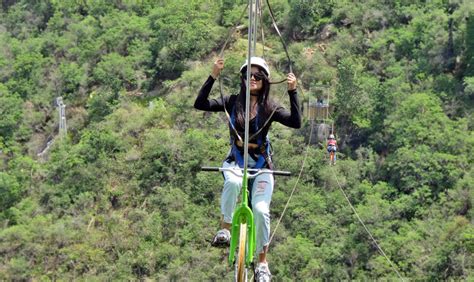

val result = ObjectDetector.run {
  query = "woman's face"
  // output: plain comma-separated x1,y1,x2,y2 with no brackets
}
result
247,66,263,94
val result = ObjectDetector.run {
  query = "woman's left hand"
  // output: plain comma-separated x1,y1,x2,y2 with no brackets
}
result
287,73,297,91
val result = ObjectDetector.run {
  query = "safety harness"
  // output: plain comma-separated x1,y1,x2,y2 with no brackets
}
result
228,105,273,169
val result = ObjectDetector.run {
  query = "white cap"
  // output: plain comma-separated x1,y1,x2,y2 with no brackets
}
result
240,57,270,77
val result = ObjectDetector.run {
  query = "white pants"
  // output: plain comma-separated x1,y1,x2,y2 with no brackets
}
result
221,160,274,254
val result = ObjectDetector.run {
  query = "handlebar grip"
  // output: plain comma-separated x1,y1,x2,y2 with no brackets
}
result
272,170,292,176
201,166,220,171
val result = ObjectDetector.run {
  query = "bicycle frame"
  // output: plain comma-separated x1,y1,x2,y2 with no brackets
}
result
229,170,255,267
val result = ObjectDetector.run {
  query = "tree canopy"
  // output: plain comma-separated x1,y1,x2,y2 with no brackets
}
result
0,0,472,280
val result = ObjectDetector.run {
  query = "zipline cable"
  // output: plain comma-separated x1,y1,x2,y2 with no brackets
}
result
251,0,259,55
329,166,405,280
243,0,257,170
259,0,265,58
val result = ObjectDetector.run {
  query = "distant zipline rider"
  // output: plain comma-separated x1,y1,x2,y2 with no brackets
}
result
327,133,337,165
194,56,301,280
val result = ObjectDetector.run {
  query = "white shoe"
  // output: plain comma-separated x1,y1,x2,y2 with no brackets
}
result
255,262,271,282
211,229,230,247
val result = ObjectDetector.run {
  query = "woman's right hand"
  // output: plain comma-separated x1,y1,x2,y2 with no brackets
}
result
211,58,224,79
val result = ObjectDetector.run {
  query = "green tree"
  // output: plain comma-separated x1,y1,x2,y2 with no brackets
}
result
0,172,21,213
86,91,116,123
385,93,467,153
0,84,23,140
287,0,334,39
93,53,136,93
6,51,46,99
149,0,223,79
464,15,474,76
335,56,376,134
58,61,85,96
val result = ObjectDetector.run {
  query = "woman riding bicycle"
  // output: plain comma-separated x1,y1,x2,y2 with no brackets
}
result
194,57,301,281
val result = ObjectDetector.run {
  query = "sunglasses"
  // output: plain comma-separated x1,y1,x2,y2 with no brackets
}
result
242,72,265,81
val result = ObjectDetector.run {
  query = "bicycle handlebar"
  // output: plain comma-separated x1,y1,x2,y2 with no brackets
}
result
201,166,292,177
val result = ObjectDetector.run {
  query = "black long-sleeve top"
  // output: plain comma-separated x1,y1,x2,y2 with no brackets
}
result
194,76,301,143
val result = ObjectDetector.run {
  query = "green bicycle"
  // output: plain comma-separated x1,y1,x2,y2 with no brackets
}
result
202,166,291,281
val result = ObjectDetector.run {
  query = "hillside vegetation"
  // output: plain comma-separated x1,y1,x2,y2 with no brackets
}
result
0,0,473,280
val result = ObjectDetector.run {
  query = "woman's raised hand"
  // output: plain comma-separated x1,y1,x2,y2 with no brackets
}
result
287,73,297,91
211,58,224,79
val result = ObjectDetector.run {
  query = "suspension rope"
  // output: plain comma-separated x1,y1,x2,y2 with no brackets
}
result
267,129,405,280
265,0,292,73
329,166,405,280
269,117,314,245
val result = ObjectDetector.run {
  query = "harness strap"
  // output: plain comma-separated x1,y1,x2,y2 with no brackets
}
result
260,139,274,170
229,106,272,169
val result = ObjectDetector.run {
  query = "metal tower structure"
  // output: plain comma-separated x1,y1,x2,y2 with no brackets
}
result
56,97,67,137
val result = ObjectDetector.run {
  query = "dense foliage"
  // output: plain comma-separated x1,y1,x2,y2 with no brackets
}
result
0,0,472,280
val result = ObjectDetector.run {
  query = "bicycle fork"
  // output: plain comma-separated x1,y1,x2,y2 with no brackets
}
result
229,177,256,267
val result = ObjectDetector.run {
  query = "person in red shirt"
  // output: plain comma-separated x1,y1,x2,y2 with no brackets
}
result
327,134,337,164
